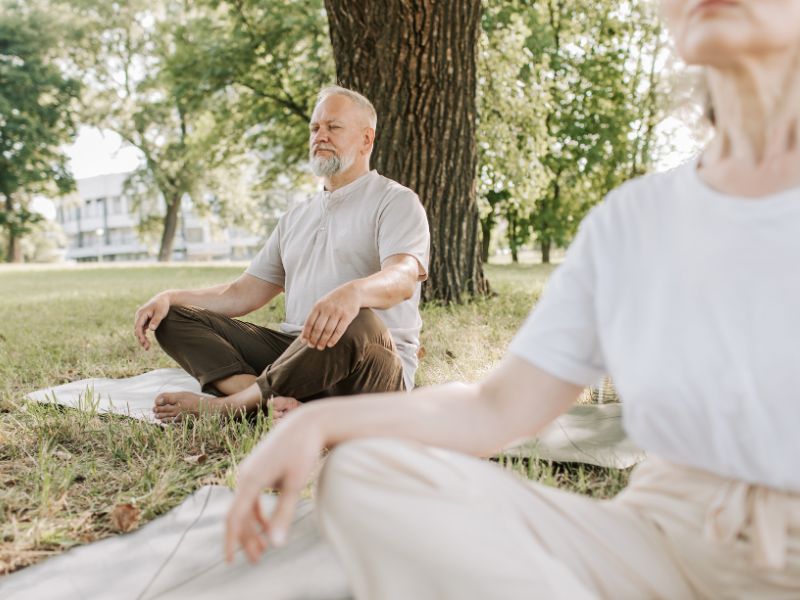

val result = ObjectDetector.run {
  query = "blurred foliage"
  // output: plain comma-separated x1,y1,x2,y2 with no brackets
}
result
171,0,334,190
6,0,680,266
0,0,79,261
478,0,675,262
56,0,251,260
47,0,329,260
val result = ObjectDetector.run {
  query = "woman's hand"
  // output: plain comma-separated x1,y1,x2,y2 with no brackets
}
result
224,411,325,563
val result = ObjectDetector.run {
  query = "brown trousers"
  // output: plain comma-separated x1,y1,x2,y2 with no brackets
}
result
154,306,405,402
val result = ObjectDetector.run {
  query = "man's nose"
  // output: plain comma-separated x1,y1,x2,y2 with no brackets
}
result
313,128,330,144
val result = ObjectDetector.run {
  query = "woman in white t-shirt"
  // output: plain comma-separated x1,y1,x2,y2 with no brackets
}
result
225,1,800,598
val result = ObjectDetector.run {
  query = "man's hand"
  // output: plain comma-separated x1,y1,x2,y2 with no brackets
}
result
134,292,171,350
300,283,361,350
225,411,324,563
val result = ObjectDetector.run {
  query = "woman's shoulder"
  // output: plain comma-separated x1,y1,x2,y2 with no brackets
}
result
606,161,694,211
579,160,697,248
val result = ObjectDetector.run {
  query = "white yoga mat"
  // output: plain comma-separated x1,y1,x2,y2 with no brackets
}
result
0,486,351,600
26,369,644,468
26,368,203,423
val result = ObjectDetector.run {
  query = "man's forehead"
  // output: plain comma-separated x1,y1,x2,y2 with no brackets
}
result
310,95,365,125
310,115,346,125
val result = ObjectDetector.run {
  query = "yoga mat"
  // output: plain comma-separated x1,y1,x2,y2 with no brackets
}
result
26,369,644,468
26,368,203,423
503,403,645,469
0,486,351,600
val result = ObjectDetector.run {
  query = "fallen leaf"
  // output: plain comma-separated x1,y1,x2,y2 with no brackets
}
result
110,503,140,533
184,453,208,466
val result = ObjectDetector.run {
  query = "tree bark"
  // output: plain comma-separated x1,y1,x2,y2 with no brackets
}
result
507,211,519,263
157,193,182,262
541,239,551,264
4,194,21,263
8,234,20,263
324,0,488,304
480,217,492,264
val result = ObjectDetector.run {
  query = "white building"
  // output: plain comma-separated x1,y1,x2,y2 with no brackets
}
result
55,172,296,262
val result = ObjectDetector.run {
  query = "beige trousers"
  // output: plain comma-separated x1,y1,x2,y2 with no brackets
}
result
315,438,800,600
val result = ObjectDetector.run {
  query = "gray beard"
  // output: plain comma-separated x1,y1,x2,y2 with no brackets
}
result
309,147,357,178
310,153,342,177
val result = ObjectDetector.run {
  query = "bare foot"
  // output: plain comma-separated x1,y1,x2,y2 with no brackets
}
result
153,391,234,422
267,396,302,423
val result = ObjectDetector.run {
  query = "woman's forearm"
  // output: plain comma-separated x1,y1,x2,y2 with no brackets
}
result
299,356,582,458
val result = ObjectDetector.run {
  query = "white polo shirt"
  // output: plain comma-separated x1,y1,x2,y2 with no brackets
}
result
247,170,430,390
509,160,800,491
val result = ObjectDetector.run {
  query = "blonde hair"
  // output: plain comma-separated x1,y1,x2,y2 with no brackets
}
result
316,85,378,130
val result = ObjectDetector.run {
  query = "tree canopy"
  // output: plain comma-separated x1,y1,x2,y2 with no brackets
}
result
0,1,79,262
478,0,673,263
7,0,682,300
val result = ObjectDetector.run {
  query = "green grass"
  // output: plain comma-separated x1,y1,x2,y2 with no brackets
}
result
0,262,628,574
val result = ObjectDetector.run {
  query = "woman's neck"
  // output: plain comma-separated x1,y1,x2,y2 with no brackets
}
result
700,49,800,197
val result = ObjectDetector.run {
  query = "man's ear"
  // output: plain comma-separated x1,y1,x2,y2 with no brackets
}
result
362,127,375,155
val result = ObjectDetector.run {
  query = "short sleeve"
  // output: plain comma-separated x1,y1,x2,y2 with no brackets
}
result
508,206,606,387
245,223,285,288
377,190,430,280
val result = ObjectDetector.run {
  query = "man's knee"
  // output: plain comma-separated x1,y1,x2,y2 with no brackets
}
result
153,305,201,347
338,308,390,348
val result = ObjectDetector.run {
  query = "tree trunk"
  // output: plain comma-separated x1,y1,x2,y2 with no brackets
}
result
508,212,519,263
4,194,21,263
8,234,20,263
157,193,182,262
541,239,551,264
480,216,493,264
324,0,488,304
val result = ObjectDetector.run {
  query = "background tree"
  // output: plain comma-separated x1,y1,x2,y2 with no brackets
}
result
60,0,334,260
528,0,673,262
0,1,79,262
324,0,488,304
477,0,673,264
169,0,333,191
477,2,549,263
63,0,260,261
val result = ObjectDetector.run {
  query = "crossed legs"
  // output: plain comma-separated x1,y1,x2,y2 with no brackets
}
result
151,306,404,420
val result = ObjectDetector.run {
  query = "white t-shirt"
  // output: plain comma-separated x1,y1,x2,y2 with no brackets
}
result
247,170,430,390
509,160,800,492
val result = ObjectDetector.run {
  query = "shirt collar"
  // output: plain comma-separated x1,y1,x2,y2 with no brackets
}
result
322,170,376,205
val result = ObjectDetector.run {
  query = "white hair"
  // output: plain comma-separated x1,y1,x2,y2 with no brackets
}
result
315,85,378,130
309,148,357,177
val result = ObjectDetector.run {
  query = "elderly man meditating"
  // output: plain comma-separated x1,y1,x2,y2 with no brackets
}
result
133,86,430,422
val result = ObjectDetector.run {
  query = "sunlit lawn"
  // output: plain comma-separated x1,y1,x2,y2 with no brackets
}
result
0,262,628,574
